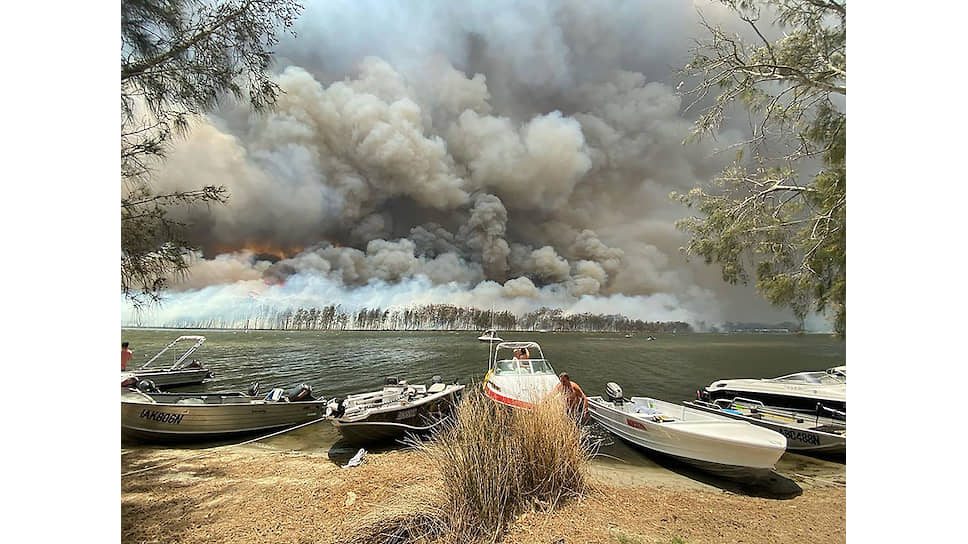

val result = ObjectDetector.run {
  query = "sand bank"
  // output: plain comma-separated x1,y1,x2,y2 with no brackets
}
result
121,446,844,543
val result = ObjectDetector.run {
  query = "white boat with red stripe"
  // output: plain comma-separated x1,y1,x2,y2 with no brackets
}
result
482,341,559,409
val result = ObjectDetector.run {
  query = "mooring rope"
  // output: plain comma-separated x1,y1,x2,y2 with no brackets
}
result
790,472,846,487
120,416,329,478
590,452,626,463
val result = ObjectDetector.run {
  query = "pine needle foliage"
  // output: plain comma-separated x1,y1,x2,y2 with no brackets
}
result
121,0,302,306
673,0,846,334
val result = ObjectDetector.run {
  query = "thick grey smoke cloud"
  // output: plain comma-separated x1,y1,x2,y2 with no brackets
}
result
128,0,817,328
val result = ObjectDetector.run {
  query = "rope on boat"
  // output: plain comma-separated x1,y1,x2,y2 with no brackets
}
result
590,452,627,463
120,416,329,479
790,472,846,487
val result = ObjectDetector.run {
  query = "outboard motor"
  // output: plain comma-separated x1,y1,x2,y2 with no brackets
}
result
384,376,399,386
174,358,202,370
286,383,313,402
604,382,624,405
326,398,345,418
432,375,443,384
247,382,261,397
136,379,159,394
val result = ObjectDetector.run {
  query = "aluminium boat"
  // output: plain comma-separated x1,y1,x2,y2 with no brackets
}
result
482,341,559,409
684,397,845,455
121,382,327,442
589,382,786,478
699,365,846,418
121,335,213,388
326,377,465,445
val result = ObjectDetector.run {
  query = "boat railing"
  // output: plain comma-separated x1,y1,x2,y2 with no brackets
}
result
818,404,846,420
690,399,726,410
723,396,845,426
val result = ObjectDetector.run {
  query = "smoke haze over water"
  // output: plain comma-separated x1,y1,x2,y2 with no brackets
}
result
122,0,829,330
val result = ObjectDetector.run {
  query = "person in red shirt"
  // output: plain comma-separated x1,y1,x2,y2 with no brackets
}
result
553,372,588,423
122,342,134,371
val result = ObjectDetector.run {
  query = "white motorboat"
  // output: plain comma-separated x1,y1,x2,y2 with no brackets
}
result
700,365,846,418
483,341,559,409
326,376,465,445
589,383,786,478
684,397,846,455
121,336,213,388
121,382,327,442
477,329,503,342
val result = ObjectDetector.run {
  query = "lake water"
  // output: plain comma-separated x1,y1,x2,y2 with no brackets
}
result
121,328,847,493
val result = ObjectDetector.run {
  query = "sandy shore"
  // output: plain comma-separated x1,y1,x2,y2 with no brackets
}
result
121,446,845,544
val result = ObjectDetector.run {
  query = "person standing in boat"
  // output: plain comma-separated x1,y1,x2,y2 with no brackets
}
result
554,372,588,423
122,342,133,371
514,347,531,373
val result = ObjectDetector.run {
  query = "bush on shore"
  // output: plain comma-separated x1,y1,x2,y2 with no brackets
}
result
346,389,594,543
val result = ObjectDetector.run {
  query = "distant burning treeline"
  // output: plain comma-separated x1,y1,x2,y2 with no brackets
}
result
142,303,692,333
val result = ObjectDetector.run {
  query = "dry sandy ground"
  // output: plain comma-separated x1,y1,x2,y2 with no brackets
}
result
121,447,845,544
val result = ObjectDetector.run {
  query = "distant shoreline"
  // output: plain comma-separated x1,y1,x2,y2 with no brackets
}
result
120,326,825,335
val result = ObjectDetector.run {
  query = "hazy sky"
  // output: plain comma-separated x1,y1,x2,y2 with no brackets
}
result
123,0,829,330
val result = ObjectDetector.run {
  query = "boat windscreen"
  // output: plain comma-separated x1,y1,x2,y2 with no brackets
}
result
774,373,823,384
774,372,844,385
494,359,555,375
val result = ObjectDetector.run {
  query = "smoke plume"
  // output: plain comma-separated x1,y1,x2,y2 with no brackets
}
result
123,0,815,329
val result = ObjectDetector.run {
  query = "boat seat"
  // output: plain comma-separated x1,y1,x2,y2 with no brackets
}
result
265,388,287,402
633,405,673,422
428,383,446,394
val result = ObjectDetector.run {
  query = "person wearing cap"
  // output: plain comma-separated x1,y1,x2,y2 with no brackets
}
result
554,372,588,423
122,342,134,371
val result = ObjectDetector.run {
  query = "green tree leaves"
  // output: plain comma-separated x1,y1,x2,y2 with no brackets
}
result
121,0,303,306
674,0,846,333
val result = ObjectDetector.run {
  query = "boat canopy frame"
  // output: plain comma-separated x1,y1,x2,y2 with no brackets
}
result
139,335,207,371
488,341,551,373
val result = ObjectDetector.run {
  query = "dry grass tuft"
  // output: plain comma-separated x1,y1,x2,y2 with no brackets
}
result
338,486,448,544
419,389,594,541
341,389,594,543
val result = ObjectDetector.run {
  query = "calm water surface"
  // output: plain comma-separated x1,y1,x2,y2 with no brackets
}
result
121,329,844,401
121,328,847,492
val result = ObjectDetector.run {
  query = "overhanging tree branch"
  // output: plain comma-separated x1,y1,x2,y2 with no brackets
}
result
673,0,847,335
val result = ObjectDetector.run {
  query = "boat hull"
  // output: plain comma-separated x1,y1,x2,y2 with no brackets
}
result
331,386,464,445
483,374,559,409
588,397,786,476
332,418,450,445
702,368,846,419
683,401,846,455
703,386,846,418
121,392,327,442
122,368,212,388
